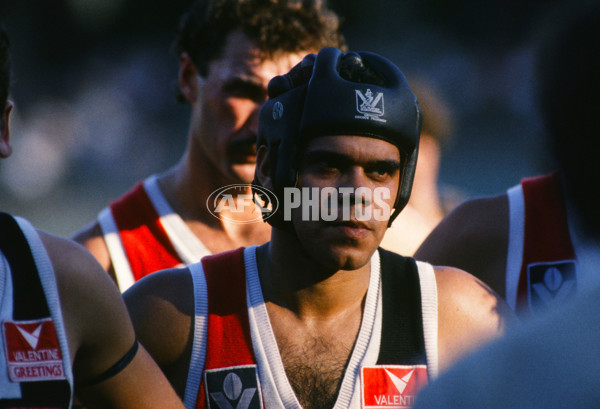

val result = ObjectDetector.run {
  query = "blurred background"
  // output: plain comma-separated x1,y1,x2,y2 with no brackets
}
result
0,0,579,236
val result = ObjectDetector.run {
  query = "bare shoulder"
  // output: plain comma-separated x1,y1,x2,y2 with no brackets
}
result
123,267,195,338
415,193,509,295
433,265,514,373
37,231,138,380
71,221,112,274
123,267,195,397
39,230,116,297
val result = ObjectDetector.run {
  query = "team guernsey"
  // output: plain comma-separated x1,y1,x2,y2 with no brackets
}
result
98,175,211,291
506,172,579,315
183,247,439,409
0,213,73,408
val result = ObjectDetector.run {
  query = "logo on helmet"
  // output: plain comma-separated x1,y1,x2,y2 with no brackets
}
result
355,89,386,122
272,101,284,120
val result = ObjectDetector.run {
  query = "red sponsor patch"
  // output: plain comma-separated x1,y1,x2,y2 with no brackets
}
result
361,365,428,408
2,318,65,382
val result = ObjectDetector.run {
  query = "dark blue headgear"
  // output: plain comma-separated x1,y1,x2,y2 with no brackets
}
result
254,47,422,226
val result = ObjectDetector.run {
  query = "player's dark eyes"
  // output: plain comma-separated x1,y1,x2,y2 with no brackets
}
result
366,162,400,179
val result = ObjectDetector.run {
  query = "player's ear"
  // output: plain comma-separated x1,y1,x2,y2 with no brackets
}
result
0,101,13,158
255,145,273,190
178,52,201,103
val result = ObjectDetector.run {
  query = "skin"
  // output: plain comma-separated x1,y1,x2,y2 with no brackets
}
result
72,30,310,280
124,135,513,407
414,193,509,299
380,132,446,256
1,103,184,408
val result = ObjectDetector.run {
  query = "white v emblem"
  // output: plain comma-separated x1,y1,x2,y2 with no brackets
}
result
384,368,414,394
17,324,43,349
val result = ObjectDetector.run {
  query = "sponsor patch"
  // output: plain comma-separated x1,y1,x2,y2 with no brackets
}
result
528,260,576,314
2,318,66,382
204,365,262,409
361,365,428,408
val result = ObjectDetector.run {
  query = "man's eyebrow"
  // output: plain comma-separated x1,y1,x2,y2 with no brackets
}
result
301,150,351,164
302,150,401,169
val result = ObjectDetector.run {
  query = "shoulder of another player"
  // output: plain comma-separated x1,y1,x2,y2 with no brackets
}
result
38,230,109,287
123,267,193,309
70,220,103,245
123,267,195,333
123,267,195,370
433,193,508,237
415,193,509,263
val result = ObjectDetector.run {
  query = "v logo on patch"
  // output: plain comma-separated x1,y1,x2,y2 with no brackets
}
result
204,365,263,409
362,365,428,409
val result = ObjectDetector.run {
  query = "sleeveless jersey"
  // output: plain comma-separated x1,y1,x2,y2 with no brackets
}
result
0,213,73,408
98,175,211,291
183,247,438,409
506,172,578,315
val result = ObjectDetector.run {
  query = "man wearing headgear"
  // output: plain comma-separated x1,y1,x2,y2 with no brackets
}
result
124,48,512,409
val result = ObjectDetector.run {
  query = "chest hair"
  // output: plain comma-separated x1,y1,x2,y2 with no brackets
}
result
278,334,355,409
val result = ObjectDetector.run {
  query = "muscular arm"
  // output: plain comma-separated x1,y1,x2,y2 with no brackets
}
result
71,221,116,283
414,194,509,298
435,266,514,374
123,268,195,400
41,232,184,408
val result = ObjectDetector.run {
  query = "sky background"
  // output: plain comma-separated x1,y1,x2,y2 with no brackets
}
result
0,0,582,236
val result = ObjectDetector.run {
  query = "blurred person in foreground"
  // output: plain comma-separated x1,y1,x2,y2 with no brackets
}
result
123,47,512,409
414,3,598,317
72,0,346,292
0,26,184,409
381,78,462,256
413,4,600,408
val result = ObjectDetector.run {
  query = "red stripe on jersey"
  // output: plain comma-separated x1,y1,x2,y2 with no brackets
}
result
515,172,575,312
110,182,181,281
197,248,256,408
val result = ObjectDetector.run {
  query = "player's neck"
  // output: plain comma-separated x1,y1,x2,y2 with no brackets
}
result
157,148,239,215
256,240,370,320
156,156,271,250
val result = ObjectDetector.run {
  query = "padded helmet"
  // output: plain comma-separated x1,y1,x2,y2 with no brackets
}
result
254,47,422,227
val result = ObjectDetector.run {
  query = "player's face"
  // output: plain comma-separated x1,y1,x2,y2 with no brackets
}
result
196,31,308,184
291,135,401,271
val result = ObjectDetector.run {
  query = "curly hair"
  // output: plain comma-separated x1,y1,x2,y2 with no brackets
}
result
172,0,346,81
0,27,10,109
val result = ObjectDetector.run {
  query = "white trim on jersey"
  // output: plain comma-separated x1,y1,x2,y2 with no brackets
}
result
11,218,74,398
98,207,135,292
184,261,209,409
98,174,212,292
417,260,439,379
506,184,525,311
0,235,20,398
143,175,210,264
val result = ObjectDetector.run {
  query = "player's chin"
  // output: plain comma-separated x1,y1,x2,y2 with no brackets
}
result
319,241,378,271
